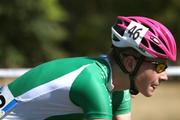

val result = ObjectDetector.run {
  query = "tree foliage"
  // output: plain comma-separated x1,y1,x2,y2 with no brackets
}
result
0,0,67,67
0,0,179,67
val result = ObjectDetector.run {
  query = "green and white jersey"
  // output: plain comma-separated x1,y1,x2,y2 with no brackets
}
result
0,56,131,120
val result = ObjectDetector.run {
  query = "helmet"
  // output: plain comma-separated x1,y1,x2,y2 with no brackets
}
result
112,16,176,61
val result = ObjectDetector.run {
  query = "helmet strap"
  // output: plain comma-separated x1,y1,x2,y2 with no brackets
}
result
112,48,129,73
129,55,144,95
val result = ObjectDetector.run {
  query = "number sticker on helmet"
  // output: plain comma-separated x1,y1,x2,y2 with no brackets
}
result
123,21,148,45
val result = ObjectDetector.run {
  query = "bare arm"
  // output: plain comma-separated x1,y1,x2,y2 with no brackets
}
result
86,113,131,120
113,112,131,120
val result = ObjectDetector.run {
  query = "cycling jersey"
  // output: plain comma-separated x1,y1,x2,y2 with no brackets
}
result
0,56,131,120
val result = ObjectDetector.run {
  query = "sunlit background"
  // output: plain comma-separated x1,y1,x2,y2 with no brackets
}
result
0,0,179,120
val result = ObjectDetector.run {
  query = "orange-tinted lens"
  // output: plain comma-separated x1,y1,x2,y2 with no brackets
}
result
156,63,167,73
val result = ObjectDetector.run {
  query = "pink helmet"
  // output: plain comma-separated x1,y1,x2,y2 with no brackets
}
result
112,16,176,61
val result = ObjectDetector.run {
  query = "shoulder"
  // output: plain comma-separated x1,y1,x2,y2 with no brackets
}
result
69,58,112,119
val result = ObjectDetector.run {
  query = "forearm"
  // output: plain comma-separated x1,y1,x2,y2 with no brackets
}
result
85,113,131,120
113,112,131,120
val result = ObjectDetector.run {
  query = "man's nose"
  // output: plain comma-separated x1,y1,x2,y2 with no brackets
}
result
159,71,168,82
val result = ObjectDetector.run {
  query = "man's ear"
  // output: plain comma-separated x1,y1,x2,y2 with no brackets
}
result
123,56,136,72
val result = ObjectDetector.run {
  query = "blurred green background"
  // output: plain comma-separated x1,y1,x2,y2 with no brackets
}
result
0,0,179,67
0,0,179,120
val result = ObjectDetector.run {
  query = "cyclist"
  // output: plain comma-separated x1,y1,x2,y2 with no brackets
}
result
0,16,176,120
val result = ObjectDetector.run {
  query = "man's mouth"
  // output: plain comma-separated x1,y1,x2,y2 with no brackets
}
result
151,84,159,90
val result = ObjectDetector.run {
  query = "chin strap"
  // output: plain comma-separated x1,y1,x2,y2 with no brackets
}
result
129,56,144,95
129,76,139,95
112,47,144,95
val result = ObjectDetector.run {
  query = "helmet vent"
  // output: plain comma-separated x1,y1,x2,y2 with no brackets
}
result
117,18,123,24
141,38,149,47
123,21,129,26
142,24,155,34
113,25,124,36
159,36,169,50
150,41,165,55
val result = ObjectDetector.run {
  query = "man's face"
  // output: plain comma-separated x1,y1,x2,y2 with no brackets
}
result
134,60,168,97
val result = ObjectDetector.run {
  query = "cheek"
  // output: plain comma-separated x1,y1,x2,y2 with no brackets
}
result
135,69,156,88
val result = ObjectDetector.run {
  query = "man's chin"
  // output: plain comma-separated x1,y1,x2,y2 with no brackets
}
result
141,91,153,97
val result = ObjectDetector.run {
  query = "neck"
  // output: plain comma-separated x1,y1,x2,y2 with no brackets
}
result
107,53,130,91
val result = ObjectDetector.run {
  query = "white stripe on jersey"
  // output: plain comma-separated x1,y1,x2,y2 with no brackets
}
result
15,64,90,101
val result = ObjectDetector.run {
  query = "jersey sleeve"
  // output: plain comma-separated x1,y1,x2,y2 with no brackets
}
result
69,63,112,120
112,90,131,115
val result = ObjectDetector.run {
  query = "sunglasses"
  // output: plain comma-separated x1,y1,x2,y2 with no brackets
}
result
144,60,168,73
